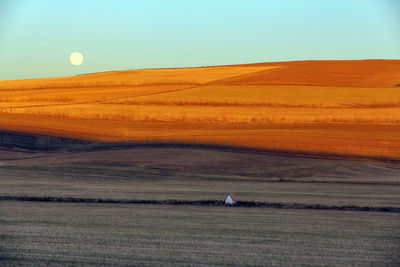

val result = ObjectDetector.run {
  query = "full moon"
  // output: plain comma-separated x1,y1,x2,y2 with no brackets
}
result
69,52,83,66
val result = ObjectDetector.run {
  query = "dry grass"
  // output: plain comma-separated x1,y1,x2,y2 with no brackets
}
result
0,65,277,90
115,85,400,108
2,84,400,125
208,60,400,88
0,60,400,159
0,96,73,103
5,103,400,124
1,113,400,159
0,84,194,105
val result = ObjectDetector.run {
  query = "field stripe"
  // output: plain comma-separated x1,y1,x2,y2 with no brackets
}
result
1,195,399,213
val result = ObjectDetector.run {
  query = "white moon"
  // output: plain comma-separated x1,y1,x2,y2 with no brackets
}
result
69,52,83,66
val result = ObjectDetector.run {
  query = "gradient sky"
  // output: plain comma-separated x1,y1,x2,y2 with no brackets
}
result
0,0,399,80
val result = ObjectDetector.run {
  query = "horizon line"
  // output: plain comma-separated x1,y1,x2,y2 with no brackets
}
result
2,58,399,82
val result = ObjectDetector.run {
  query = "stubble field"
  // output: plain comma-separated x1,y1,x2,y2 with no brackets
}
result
1,202,399,266
1,146,400,265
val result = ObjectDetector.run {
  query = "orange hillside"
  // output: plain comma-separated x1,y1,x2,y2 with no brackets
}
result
0,60,400,161
210,60,400,87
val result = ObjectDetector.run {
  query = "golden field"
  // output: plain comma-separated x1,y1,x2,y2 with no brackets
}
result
1,60,400,160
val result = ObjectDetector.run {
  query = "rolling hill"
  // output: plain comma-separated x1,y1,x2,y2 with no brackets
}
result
0,59,400,160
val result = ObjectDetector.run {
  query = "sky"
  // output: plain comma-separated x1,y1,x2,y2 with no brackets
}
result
0,0,399,80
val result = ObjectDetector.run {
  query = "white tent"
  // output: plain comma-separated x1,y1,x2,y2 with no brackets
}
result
224,193,237,205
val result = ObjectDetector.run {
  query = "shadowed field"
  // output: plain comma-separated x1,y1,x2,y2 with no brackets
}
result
1,147,400,207
1,60,400,160
1,202,399,266
1,146,400,265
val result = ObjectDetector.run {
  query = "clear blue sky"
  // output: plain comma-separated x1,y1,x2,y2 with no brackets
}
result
0,0,399,80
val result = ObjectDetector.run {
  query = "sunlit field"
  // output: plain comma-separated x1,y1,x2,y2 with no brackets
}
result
1,60,400,160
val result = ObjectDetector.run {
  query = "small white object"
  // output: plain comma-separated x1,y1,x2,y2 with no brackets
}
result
224,193,237,205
